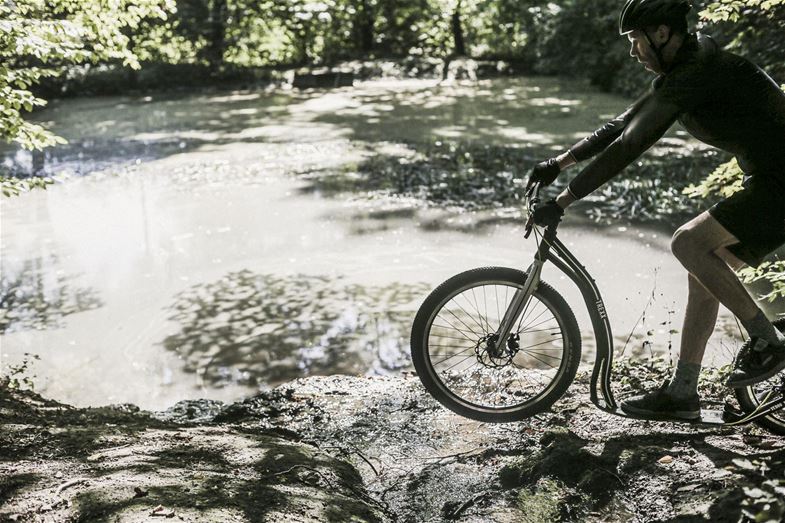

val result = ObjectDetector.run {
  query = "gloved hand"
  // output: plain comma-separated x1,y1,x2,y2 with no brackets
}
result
526,158,561,190
531,199,564,228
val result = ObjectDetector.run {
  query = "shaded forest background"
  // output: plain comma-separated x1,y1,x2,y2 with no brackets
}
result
14,0,785,100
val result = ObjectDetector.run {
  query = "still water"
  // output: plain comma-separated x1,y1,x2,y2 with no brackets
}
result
0,78,765,409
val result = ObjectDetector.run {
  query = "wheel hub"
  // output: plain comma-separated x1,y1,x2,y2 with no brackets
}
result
475,333,519,368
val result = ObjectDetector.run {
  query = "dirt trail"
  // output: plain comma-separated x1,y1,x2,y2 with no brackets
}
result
3,372,784,522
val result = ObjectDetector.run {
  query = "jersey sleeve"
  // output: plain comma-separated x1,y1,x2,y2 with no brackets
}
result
567,92,681,199
568,93,650,162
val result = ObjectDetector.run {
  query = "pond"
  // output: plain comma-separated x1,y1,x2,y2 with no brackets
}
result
0,77,770,409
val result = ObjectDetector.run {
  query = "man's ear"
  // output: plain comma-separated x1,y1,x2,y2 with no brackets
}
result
655,24,671,44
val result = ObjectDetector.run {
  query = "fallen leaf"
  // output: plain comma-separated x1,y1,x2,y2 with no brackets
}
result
731,458,756,471
742,487,766,499
677,483,700,492
658,455,674,464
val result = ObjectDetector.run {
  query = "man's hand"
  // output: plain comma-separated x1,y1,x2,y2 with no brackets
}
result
531,199,564,228
526,158,561,190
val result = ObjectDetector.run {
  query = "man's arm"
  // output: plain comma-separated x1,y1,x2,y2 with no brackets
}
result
556,93,681,208
536,93,650,205
567,94,649,164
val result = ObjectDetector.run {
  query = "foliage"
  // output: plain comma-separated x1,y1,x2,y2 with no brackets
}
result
739,262,785,303
526,0,627,91
682,157,744,199
701,0,785,82
0,353,40,391
0,0,174,151
0,175,53,197
700,0,785,23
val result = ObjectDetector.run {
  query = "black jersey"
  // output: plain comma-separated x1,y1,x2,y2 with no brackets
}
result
567,33,785,199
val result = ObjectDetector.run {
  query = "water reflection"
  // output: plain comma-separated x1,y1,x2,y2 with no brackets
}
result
162,270,428,388
0,256,102,334
0,77,645,179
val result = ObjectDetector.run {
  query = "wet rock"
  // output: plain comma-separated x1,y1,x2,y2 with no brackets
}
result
154,398,225,424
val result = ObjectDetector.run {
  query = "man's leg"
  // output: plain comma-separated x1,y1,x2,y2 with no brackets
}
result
665,245,743,400
678,274,721,365
623,212,756,417
670,211,758,324
671,211,785,388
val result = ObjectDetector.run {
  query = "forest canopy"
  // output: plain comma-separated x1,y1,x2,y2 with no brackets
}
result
2,0,784,151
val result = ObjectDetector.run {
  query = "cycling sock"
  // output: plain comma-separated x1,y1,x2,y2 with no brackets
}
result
744,310,785,350
666,360,701,399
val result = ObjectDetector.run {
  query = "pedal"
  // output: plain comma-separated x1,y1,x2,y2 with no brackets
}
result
721,404,746,423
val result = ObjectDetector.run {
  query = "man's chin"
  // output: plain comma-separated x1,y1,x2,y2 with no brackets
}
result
641,63,659,74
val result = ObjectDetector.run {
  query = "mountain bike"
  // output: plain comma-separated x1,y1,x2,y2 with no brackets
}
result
410,181,785,435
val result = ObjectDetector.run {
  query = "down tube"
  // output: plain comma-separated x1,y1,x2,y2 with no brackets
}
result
545,237,617,411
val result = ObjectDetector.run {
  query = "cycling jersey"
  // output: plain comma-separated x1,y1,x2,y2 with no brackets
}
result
567,33,785,199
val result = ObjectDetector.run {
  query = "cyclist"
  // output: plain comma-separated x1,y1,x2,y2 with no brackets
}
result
527,0,785,420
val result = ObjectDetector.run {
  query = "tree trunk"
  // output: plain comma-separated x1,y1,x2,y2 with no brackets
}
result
207,0,228,72
451,0,466,56
357,0,375,55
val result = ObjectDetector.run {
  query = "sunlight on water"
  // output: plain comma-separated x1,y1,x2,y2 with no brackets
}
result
0,78,761,409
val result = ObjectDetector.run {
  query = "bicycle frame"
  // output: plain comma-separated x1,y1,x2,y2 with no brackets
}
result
502,215,785,427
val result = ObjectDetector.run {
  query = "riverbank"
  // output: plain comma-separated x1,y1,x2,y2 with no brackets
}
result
2,372,783,522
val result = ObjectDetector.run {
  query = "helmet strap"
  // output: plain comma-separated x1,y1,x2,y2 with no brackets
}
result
644,28,674,72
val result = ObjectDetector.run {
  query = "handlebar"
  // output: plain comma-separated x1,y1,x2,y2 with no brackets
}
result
523,181,542,239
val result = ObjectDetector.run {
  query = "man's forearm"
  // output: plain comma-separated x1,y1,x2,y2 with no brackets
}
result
552,151,578,209
556,150,576,171
555,187,578,209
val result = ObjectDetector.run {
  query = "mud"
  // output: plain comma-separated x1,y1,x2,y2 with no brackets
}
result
3,371,784,522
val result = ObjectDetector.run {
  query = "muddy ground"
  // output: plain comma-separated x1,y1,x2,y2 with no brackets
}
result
2,371,785,522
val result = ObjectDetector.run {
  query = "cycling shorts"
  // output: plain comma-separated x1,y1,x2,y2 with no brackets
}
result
708,173,785,267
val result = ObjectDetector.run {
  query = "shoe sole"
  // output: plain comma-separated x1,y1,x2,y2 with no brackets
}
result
621,403,700,421
726,354,785,389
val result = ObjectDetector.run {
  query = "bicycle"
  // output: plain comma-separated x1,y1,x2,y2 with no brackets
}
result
410,181,785,435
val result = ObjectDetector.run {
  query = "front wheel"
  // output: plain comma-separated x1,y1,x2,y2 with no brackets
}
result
410,267,581,423
734,318,785,435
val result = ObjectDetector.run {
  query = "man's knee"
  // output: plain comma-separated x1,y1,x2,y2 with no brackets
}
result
671,226,699,263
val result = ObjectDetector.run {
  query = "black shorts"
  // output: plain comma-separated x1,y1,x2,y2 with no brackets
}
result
708,174,785,267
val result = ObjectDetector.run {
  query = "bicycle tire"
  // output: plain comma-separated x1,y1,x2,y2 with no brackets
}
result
734,318,785,435
410,267,581,423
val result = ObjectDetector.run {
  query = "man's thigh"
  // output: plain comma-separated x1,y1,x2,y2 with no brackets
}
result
675,211,747,269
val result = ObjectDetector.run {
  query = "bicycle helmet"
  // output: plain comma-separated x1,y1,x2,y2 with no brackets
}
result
619,0,692,35
619,0,692,71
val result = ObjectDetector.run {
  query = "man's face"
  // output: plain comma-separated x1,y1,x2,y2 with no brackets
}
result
628,30,661,73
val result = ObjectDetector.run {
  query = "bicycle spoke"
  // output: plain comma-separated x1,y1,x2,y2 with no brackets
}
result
441,354,480,373
452,295,485,332
444,305,484,338
432,348,474,366
519,306,550,333
428,343,473,351
429,333,477,342
432,320,477,341
469,288,490,333
521,350,561,360
519,338,561,351
423,279,571,412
